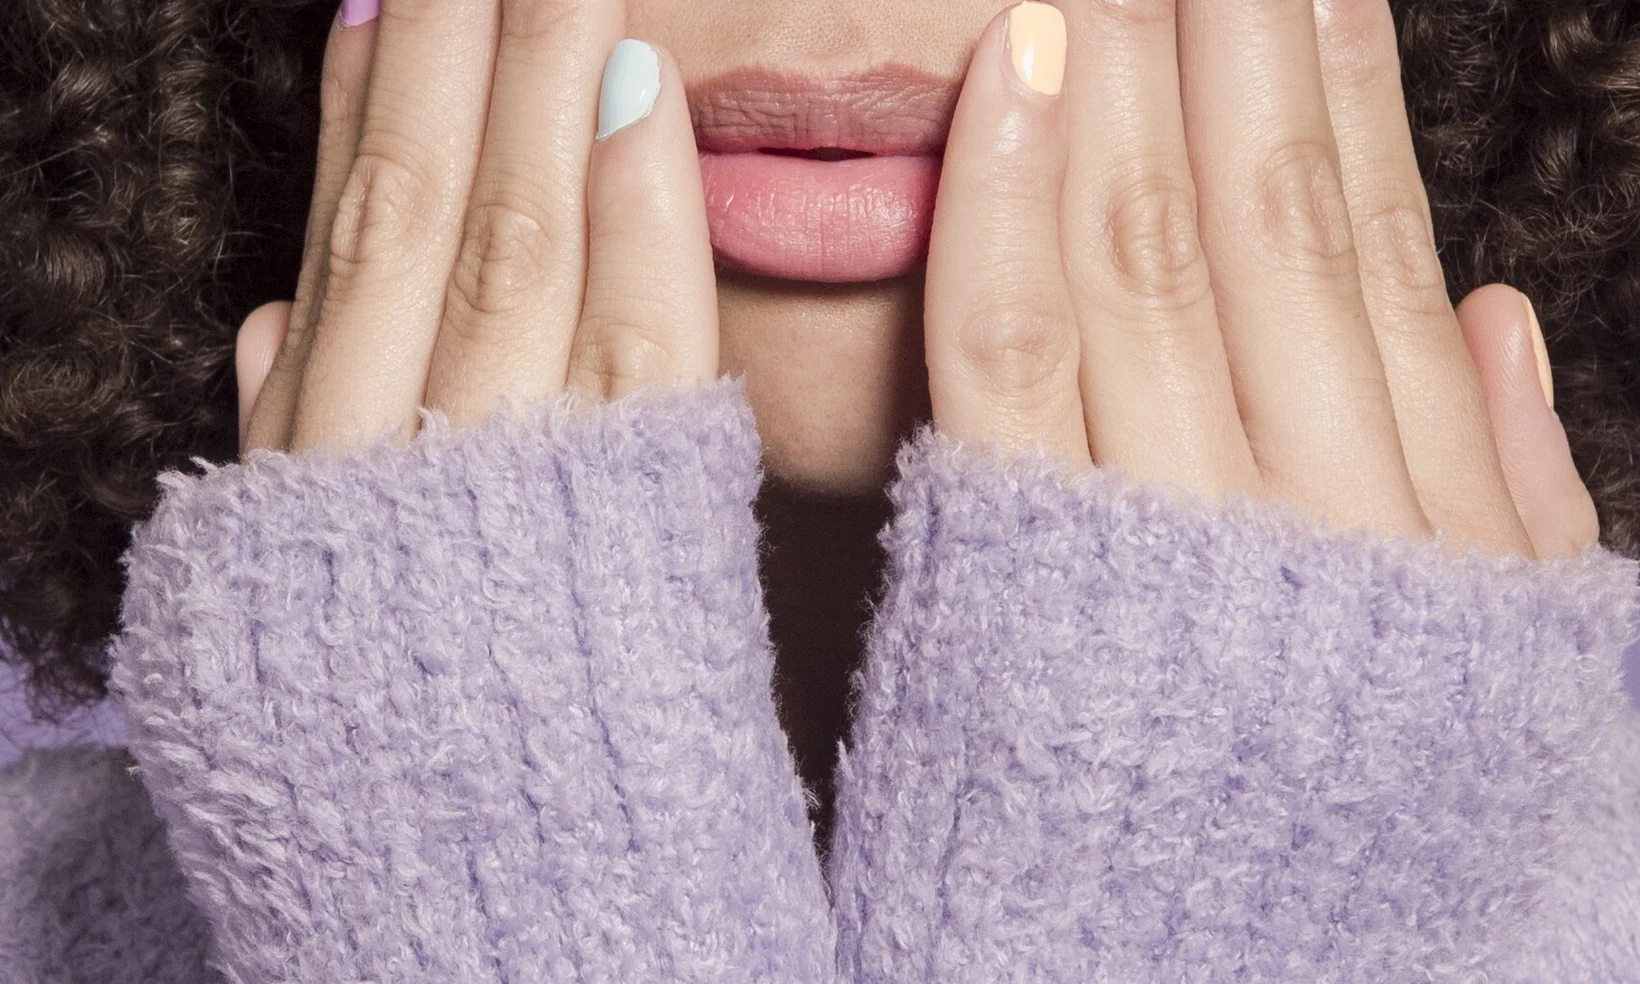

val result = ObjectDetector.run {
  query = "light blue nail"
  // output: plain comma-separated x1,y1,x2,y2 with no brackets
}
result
596,39,661,142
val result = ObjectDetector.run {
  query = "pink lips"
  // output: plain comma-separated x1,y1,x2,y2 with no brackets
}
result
687,68,959,283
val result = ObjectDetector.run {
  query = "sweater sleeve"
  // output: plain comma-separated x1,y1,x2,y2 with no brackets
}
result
827,426,1639,982
1492,705,1640,980
107,376,836,984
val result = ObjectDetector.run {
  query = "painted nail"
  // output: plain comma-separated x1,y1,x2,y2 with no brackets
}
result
596,39,662,142
1523,294,1554,410
1006,2,1067,97
338,0,379,28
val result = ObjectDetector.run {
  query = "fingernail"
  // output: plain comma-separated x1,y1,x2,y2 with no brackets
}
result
596,39,662,142
1523,294,1554,410
1006,2,1067,96
338,0,379,28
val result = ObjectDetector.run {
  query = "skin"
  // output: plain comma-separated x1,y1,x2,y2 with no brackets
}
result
234,0,1600,826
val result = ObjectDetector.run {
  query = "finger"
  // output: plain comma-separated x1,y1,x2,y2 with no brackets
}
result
291,0,501,452
1058,0,1257,498
423,0,625,426
1457,285,1599,557
567,42,716,401
925,2,1088,467
237,301,292,452
1314,0,1530,555
1178,0,1424,536
244,13,376,452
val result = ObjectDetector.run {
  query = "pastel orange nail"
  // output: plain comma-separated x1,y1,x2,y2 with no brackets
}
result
1007,2,1067,97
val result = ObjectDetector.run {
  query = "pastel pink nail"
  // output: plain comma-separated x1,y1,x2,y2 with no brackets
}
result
339,0,379,28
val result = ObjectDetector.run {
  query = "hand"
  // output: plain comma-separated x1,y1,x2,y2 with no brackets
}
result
922,0,1598,559
235,0,715,455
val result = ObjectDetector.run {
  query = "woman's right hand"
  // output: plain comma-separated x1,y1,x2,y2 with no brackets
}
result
237,0,716,455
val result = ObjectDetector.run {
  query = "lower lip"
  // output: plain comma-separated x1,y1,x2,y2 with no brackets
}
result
697,152,942,283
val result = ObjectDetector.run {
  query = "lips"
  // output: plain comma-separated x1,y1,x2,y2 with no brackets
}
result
686,67,959,283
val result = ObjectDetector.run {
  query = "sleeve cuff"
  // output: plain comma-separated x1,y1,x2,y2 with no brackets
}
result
831,425,1639,981
111,376,835,983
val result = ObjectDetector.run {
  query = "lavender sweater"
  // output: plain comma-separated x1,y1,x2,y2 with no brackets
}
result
2,376,1637,981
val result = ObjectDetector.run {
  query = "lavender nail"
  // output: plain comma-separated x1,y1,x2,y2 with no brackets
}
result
339,0,380,29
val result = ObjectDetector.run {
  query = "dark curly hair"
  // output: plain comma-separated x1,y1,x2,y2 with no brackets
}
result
2,0,1639,720
0,0,333,720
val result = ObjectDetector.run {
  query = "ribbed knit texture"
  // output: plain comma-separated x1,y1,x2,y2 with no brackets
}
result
105,376,836,984
1,380,1636,982
829,424,1640,983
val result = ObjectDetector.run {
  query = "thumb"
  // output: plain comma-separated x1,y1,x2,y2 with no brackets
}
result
236,301,293,452
1455,283,1599,557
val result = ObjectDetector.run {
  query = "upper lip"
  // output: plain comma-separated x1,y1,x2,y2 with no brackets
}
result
685,66,959,157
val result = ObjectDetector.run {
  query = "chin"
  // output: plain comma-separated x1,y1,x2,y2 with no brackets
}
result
716,268,931,498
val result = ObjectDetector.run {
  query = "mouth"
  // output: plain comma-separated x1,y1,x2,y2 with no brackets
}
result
758,147,879,162
686,67,958,284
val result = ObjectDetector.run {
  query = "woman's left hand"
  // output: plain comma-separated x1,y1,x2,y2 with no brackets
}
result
923,0,1598,558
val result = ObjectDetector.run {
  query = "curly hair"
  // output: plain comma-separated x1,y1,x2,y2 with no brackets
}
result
0,0,333,720
2,0,1639,718
1400,0,1640,555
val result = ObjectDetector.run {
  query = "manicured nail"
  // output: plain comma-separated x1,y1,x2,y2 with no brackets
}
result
1523,294,1554,410
1006,2,1067,97
338,0,379,28
596,39,662,142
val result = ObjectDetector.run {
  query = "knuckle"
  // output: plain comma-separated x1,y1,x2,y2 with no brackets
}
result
1251,141,1358,278
1096,166,1212,313
1233,0,1308,23
318,66,357,133
1082,0,1177,29
977,134,1057,193
498,0,584,44
327,150,435,280
445,198,558,326
572,322,677,394
957,298,1077,395
378,0,475,28
1353,200,1451,317
1316,0,1400,90
1329,32,1401,94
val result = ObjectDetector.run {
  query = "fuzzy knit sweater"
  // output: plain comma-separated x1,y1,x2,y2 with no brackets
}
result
2,376,1638,983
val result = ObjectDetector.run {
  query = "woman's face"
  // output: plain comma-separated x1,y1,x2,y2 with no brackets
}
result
628,0,1010,495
